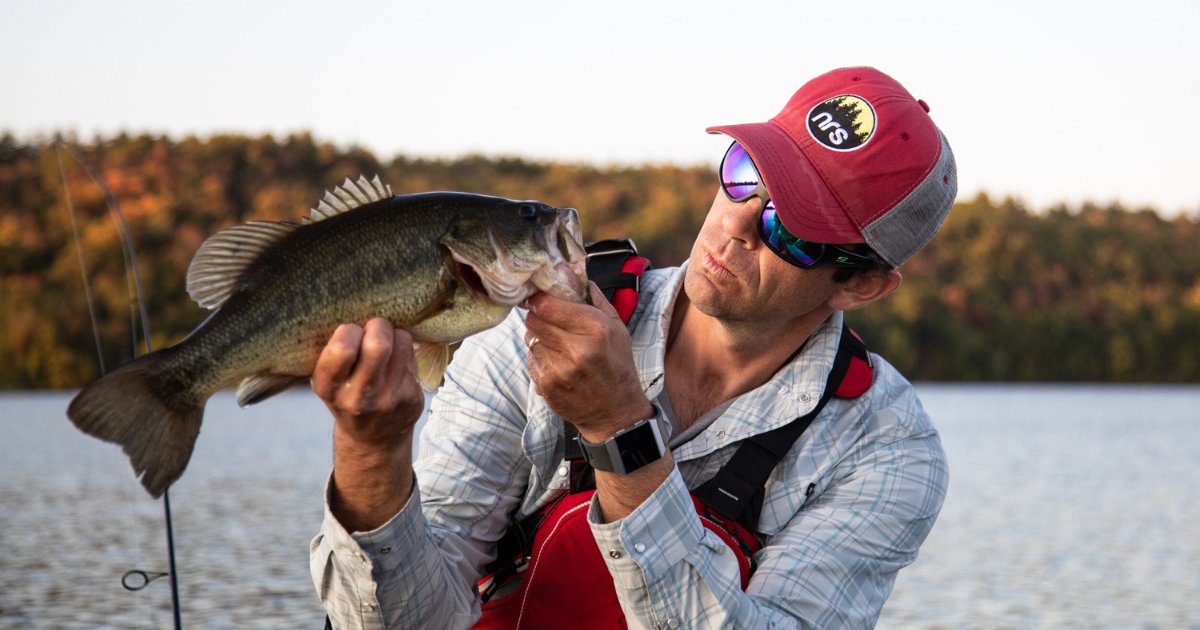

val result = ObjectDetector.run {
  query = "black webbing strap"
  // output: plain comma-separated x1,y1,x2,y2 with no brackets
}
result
590,271,639,293
586,238,639,303
563,421,584,462
696,322,857,524
482,512,545,576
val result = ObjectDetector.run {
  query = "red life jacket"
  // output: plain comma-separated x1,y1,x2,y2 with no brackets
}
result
473,488,760,629
472,240,874,629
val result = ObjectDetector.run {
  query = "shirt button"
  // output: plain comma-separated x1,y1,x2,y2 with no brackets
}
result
800,393,811,402
634,542,646,553
609,549,622,559
667,619,679,628
557,465,569,477
365,604,375,611
716,429,725,439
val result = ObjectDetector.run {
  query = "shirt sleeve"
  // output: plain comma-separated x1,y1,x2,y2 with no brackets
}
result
589,394,949,629
310,311,536,630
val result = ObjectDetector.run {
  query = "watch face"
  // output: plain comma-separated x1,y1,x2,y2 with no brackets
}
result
581,414,666,475
618,443,659,473
614,420,666,474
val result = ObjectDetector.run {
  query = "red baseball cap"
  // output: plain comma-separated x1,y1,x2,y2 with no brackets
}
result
707,67,957,267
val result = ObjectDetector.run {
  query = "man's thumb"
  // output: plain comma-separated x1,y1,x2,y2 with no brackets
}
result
588,281,621,320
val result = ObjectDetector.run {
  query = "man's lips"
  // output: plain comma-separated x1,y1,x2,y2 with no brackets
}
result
703,251,736,280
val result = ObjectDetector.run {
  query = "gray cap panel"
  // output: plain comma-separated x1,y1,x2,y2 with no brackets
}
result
862,130,958,267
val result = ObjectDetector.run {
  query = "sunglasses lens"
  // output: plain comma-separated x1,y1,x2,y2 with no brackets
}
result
721,142,761,200
761,203,823,266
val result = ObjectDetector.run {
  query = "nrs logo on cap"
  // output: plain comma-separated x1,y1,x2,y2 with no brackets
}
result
807,95,876,151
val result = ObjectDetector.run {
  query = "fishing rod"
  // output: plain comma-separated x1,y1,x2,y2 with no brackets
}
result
55,136,184,630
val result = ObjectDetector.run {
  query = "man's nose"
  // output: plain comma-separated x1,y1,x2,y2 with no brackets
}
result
721,197,763,248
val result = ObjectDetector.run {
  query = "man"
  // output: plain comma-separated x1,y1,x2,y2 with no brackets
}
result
310,66,955,629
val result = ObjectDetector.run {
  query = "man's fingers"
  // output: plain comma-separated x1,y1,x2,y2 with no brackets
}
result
527,348,546,397
586,282,621,320
352,318,395,388
524,282,628,383
526,282,620,333
524,296,614,350
384,327,418,389
313,323,364,399
523,311,567,352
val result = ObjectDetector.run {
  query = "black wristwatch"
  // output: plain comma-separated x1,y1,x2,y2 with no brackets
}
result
578,410,668,475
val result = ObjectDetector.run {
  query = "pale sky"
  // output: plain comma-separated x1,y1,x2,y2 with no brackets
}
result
3,0,1198,215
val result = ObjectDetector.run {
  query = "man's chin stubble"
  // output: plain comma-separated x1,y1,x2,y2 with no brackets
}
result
683,269,755,323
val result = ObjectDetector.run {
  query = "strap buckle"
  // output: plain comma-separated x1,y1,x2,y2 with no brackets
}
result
584,237,638,259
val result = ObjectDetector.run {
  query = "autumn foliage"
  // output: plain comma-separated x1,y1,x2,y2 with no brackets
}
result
2,132,1198,387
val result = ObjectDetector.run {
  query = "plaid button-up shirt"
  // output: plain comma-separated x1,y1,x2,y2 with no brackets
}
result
312,264,948,629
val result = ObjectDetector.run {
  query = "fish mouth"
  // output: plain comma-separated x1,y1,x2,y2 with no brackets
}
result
448,207,589,307
532,208,589,301
454,261,489,297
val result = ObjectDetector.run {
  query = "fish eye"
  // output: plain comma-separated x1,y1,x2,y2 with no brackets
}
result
519,203,537,220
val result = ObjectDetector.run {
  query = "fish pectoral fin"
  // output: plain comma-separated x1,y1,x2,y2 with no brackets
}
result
407,283,457,328
236,373,307,407
412,341,451,393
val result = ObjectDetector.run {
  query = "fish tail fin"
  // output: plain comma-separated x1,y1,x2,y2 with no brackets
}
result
67,350,206,498
412,341,451,393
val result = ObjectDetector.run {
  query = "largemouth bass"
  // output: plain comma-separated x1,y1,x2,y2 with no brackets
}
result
68,175,589,498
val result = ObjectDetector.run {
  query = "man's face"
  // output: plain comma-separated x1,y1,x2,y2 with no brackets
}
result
683,189,842,323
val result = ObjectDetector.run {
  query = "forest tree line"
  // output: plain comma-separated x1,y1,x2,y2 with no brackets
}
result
2,132,1199,388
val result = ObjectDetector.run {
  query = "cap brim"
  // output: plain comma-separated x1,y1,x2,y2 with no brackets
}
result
707,121,863,245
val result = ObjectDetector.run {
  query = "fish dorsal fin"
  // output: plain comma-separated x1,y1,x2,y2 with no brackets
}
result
303,175,393,224
186,221,298,309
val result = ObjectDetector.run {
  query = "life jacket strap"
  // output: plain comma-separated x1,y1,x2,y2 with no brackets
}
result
584,237,651,323
695,321,873,528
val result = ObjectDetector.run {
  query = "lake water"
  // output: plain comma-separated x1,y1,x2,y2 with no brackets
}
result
1,385,1197,629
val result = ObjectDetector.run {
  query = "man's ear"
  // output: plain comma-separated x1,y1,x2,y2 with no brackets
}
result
827,269,902,312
